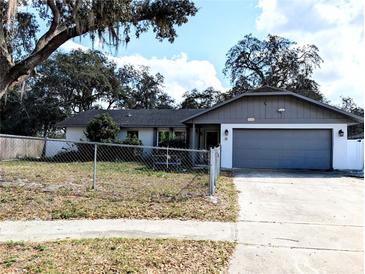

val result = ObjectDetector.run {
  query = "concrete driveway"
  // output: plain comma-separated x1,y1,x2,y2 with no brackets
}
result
229,169,363,274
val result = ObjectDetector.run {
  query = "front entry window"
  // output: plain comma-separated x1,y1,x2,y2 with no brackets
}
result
158,130,169,146
174,130,186,142
206,131,219,149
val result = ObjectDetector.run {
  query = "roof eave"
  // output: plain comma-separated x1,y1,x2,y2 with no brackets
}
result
59,124,187,128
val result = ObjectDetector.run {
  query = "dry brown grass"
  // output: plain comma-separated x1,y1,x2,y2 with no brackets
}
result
0,238,236,273
0,161,238,221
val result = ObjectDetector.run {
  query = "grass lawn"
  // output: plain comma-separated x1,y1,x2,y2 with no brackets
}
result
0,238,236,273
0,161,238,221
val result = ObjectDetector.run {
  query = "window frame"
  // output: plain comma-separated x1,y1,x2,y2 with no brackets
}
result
157,129,170,146
173,129,186,142
126,130,139,139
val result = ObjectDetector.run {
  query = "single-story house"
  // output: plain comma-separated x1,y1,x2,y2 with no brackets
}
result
58,86,363,170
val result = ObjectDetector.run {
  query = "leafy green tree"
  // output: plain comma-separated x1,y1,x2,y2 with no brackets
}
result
0,49,177,136
85,113,119,142
224,34,325,101
340,97,364,138
36,49,122,113
0,49,120,136
0,87,66,136
340,97,364,117
0,0,197,96
181,87,223,109
0,90,36,135
116,65,175,109
155,93,175,109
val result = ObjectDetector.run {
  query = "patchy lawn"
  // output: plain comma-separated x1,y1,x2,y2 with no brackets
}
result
0,238,236,273
0,161,237,221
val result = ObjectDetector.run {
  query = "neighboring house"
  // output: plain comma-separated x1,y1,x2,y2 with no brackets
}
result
58,86,363,170
58,109,201,147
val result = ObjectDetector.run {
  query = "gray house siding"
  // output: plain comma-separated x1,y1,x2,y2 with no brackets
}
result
187,95,351,124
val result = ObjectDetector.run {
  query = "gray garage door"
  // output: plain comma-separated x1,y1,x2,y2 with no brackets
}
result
233,129,332,169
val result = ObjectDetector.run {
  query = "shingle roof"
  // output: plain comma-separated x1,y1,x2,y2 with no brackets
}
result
57,109,203,128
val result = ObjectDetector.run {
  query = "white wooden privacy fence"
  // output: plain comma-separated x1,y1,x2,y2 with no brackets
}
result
347,139,364,170
0,136,44,160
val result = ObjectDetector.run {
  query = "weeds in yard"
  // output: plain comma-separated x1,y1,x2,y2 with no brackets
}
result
2,256,17,267
33,245,47,252
51,200,87,219
0,238,236,273
0,161,238,221
4,241,25,248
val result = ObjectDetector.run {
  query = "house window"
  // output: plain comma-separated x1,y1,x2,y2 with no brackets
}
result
158,130,169,146
127,130,139,139
174,130,186,142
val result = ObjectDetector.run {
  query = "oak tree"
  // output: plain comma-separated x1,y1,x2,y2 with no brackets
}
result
340,97,364,138
180,87,223,109
116,65,175,109
224,34,325,101
0,0,197,96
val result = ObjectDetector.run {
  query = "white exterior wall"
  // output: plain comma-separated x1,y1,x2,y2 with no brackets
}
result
220,123,349,170
118,128,154,146
347,139,364,170
65,127,155,145
65,127,87,141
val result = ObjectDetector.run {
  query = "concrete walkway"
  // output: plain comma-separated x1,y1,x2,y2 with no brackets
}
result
0,219,235,243
228,169,364,274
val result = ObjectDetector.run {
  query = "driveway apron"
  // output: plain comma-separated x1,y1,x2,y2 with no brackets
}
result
229,169,364,274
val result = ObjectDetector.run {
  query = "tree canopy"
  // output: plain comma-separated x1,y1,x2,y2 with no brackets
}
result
0,85,66,136
340,97,364,117
116,65,175,109
0,49,176,136
223,34,325,101
339,97,364,138
0,0,197,96
37,49,121,114
180,87,223,109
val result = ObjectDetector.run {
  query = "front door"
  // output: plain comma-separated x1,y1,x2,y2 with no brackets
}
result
206,131,219,149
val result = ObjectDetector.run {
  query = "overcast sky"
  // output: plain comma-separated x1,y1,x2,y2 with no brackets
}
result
61,0,364,106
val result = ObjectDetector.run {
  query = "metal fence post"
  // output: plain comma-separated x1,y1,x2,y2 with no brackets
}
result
209,148,215,196
215,147,220,180
217,147,221,177
92,144,97,190
166,146,169,169
41,136,48,158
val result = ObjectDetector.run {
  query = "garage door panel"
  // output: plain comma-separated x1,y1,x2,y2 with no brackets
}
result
232,129,332,169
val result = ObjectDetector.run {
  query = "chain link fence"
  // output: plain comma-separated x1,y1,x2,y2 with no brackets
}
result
0,134,220,200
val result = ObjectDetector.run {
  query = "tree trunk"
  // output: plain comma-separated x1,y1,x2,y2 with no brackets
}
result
0,61,33,97
0,27,83,97
0,56,13,97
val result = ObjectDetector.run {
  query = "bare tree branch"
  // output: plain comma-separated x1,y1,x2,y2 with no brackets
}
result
32,0,61,53
0,0,197,97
